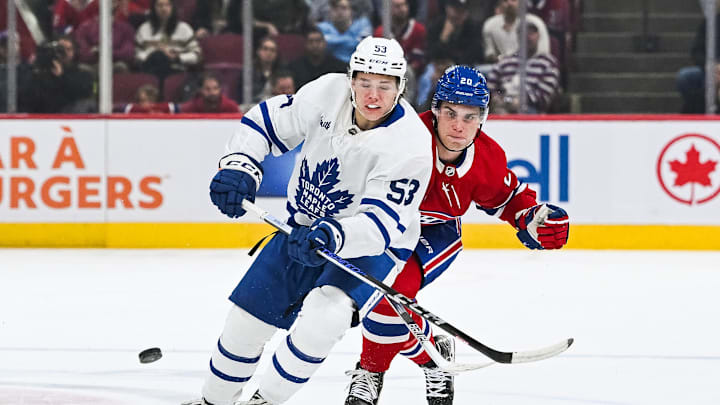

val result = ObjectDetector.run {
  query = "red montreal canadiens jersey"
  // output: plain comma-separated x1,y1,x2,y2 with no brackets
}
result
418,110,538,228
409,111,538,285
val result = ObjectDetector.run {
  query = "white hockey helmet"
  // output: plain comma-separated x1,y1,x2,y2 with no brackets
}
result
348,36,408,110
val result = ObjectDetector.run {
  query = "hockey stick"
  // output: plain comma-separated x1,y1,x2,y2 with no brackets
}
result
384,296,494,372
242,200,573,367
241,203,486,373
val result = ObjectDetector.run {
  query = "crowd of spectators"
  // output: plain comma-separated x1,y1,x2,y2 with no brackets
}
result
1,0,580,114
486,20,559,113
676,0,720,114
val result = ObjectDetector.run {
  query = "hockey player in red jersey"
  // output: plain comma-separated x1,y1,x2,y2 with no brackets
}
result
344,65,570,405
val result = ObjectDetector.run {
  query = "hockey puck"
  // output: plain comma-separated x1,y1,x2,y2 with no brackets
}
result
138,347,162,364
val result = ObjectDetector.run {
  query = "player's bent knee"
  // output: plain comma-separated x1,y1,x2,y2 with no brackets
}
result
302,285,355,321
292,286,355,355
221,304,277,352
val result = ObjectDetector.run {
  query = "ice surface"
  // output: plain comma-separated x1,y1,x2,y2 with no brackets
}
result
1,249,719,405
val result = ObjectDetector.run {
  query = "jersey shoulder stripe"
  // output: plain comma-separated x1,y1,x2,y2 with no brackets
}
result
240,116,273,151
259,101,289,153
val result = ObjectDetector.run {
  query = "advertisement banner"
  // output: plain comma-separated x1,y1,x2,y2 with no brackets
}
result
0,121,106,222
476,119,720,225
1,116,719,248
0,119,300,223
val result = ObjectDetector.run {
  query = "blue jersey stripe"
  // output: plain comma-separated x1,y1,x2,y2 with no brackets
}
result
361,198,406,233
217,339,261,364
260,101,289,153
423,250,461,286
388,247,412,261
241,116,272,151
286,335,325,364
401,341,423,357
362,317,410,337
364,212,390,248
209,359,251,382
272,354,309,384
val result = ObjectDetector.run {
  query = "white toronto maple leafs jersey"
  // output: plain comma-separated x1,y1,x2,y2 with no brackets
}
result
226,73,433,260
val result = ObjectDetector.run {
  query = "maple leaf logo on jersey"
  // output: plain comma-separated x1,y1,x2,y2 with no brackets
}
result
669,144,717,187
295,157,354,218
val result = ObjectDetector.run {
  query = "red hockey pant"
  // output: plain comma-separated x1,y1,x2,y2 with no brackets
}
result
360,255,434,372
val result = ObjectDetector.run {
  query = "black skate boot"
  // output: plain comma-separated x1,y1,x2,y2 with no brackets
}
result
236,391,273,405
344,362,385,405
180,399,213,405
419,335,455,405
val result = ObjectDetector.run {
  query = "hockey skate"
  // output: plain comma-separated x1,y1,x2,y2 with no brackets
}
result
235,391,273,405
180,392,271,405
180,399,212,405
344,362,385,405
420,335,455,405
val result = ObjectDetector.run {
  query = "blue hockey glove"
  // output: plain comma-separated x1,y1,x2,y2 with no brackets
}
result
515,204,569,250
209,153,263,218
288,217,345,267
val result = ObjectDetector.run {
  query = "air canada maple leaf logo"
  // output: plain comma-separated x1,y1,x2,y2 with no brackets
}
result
669,145,716,187
657,134,720,205
295,157,354,218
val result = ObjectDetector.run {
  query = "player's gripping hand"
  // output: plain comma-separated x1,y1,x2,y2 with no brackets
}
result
288,218,345,267
515,204,569,250
209,153,263,218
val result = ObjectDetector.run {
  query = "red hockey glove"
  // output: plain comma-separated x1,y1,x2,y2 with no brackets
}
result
515,204,569,250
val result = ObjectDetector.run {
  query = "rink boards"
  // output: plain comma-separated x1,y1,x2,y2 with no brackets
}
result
1,114,719,249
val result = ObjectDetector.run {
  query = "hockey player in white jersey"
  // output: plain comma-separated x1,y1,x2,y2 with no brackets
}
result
183,37,433,405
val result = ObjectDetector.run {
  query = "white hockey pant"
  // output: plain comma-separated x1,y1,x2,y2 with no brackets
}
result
259,285,355,404
202,305,277,405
